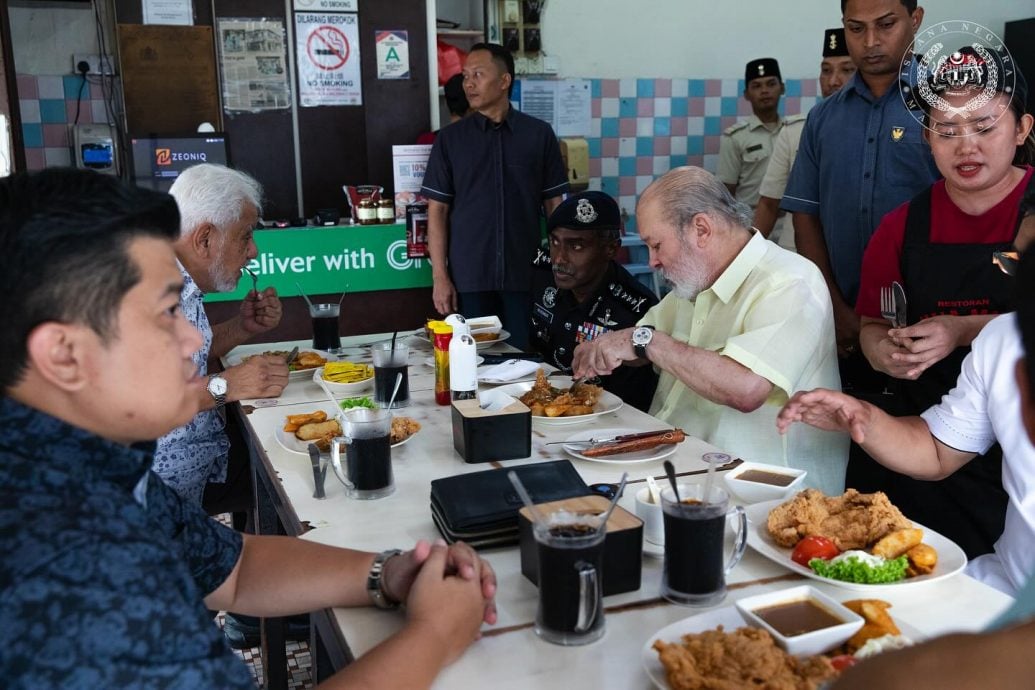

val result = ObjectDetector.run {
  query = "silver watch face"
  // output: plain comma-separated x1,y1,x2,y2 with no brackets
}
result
632,327,653,347
208,375,228,396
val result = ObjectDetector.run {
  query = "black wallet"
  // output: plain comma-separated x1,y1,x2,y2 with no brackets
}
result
429,460,591,548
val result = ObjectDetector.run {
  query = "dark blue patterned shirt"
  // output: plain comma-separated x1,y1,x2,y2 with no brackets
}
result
0,397,253,689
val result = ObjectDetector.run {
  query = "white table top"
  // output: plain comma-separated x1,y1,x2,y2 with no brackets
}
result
227,335,1015,689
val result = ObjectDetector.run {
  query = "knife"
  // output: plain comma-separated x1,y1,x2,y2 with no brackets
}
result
285,346,300,366
891,281,908,329
308,443,327,499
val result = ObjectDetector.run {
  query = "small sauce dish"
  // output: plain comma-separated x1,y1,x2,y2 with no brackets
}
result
723,461,806,503
735,585,863,656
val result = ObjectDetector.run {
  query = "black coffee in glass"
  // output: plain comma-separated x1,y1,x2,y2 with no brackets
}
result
534,522,605,645
374,365,409,407
663,499,725,595
345,434,392,492
312,315,341,351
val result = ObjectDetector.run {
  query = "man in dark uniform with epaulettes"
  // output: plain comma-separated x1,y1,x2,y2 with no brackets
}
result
530,191,659,411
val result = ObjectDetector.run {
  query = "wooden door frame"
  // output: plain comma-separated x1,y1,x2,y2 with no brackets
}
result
0,0,26,172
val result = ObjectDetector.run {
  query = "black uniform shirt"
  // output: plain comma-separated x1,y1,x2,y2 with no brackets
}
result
529,252,659,411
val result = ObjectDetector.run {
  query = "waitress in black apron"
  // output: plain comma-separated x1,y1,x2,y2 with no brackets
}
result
852,53,1035,559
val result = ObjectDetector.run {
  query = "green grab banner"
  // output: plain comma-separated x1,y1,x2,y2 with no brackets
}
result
203,223,432,303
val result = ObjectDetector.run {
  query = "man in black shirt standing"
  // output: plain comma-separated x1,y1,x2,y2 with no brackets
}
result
530,191,659,411
421,43,569,349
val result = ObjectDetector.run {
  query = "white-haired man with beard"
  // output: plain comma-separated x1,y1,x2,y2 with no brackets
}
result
573,166,847,492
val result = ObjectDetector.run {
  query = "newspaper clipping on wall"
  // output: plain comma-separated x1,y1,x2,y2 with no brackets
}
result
217,18,292,112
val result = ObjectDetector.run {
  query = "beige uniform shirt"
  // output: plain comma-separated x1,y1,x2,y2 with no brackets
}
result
718,113,805,209
638,232,848,494
758,118,806,251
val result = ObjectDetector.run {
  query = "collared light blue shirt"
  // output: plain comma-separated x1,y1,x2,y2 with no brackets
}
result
0,397,250,688
153,262,230,504
781,71,939,304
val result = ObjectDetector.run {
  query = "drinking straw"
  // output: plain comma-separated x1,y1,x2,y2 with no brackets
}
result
295,281,315,311
508,471,548,526
596,472,628,534
387,372,403,409
390,330,398,353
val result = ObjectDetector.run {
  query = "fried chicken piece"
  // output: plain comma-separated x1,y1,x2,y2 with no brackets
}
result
841,599,901,653
871,528,924,560
766,488,913,550
905,543,938,577
519,370,601,416
653,625,836,690
390,416,421,444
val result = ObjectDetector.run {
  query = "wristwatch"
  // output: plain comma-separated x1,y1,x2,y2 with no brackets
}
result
632,325,655,359
367,549,404,609
207,374,228,408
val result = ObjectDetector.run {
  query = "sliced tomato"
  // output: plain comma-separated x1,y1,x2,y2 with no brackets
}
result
791,535,840,567
829,654,857,672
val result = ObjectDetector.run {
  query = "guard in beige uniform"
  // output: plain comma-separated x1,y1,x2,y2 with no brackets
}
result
755,29,856,251
718,58,797,225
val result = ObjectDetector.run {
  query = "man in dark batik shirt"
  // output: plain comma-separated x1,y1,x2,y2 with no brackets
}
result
530,191,659,411
0,169,496,689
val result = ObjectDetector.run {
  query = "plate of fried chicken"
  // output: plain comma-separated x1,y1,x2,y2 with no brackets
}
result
494,370,622,424
747,489,967,591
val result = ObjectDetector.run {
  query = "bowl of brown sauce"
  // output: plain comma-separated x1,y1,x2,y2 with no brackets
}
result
723,461,807,503
736,585,864,656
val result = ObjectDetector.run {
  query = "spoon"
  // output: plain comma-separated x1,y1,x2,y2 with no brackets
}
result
663,459,681,504
508,470,549,526
596,472,628,534
645,475,662,505
242,266,259,294
295,281,315,311
387,372,403,409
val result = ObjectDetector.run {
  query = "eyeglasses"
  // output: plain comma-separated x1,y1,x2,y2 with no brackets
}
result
992,250,1019,276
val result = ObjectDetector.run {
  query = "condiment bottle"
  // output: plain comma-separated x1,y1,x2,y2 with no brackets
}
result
449,320,478,401
376,198,395,223
357,198,377,225
432,323,453,405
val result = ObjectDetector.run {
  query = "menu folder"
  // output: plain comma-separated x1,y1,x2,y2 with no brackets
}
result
429,459,592,548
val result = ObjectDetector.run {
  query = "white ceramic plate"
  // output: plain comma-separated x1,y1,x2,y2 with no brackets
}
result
273,406,417,454
491,377,623,425
412,329,511,351
642,601,924,689
225,348,336,381
562,427,677,464
422,355,485,368
744,499,967,591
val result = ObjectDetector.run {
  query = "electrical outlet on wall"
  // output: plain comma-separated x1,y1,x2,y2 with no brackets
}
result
72,54,115,76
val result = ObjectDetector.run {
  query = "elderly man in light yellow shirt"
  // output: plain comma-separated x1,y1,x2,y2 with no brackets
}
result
572,166,847,493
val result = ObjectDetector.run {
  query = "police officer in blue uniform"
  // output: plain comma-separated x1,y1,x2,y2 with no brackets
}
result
530,191,659,411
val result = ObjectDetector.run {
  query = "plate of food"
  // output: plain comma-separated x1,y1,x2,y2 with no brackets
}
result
745,489,967,591
493,370,622,425
230,349,334,381
561,427,683,464
643,597,919,689
275,408,422,455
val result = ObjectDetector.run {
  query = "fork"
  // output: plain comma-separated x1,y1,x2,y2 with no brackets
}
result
880,285,900,328
243,266,259,294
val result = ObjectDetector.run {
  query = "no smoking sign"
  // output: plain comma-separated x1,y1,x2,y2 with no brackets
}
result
307,25,349,71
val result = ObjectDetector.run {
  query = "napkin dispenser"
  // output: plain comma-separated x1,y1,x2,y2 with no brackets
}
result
518,495,644,596
451,391,531,463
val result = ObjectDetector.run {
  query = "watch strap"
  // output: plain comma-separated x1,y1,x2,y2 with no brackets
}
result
207,374,227,408
367,549,404,609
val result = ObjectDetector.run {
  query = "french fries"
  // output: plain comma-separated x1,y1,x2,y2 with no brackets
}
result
322,361,373,383
841,599,901,653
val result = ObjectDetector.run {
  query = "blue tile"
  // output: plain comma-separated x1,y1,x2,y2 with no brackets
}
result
653,118,671,136
670,154,686,169
39,99,67,124
689,80,706,97
688,137,704,155
600,177,619,196
625,216,638,233
601,117,620,137
63,75,89,100
670,98,688,117
704,116,722,136
784,79,801,97
619,98,638,118
588,138,601,158
637,79,654,98
22,123,43,147
636,136,653,156
721,98,739,116
590,79,601,98
619,157,637,176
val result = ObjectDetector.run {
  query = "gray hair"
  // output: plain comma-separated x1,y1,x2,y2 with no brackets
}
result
642,166,752,232
169,163,263,236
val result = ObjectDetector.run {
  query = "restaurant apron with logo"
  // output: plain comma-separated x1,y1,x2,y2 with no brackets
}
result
848,179,1028,559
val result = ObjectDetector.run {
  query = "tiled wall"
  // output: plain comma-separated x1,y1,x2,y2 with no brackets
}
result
17,74,116,170
583,77,819,232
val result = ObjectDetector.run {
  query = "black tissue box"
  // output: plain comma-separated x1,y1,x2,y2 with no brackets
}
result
451,395,531,463
518,495,644,596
